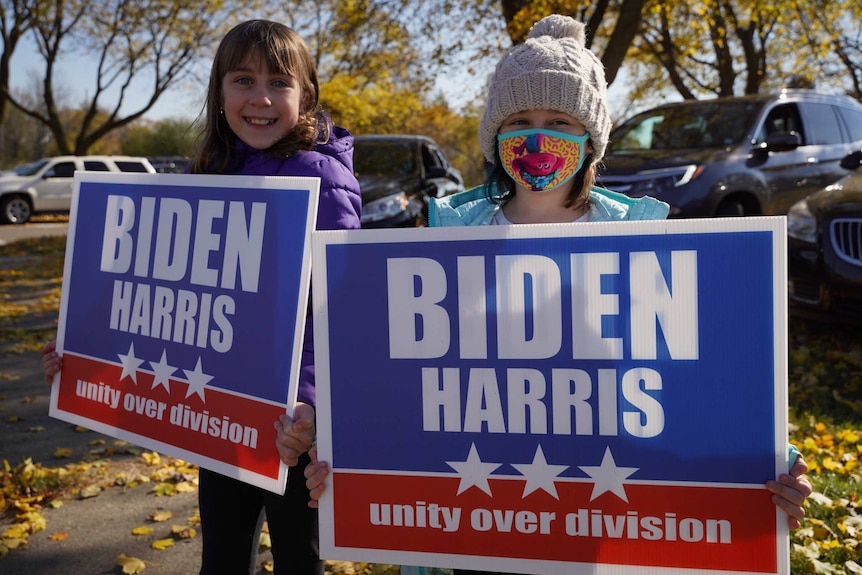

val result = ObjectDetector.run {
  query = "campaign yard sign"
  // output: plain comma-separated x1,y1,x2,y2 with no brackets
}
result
49,172,319,493
312,217,789,575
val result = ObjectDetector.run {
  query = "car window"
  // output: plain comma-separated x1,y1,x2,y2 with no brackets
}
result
756,103,804,143
46,162,76,178
434,147,451,169
83,161,111,171
837,106,862,142
800,103,844,145
422,144,445,171
354,142,416,177
14,159,48,176
115,161,151,173
609,100,763,152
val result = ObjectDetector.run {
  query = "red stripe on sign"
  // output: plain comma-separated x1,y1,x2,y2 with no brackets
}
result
332,472,777,573
56,354,283,478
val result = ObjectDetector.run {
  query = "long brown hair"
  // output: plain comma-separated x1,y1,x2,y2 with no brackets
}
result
190,20,331,174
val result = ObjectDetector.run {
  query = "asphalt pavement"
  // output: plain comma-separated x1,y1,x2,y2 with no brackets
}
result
0,221,69,245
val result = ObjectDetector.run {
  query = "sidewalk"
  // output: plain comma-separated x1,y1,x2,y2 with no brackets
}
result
0,346,274,574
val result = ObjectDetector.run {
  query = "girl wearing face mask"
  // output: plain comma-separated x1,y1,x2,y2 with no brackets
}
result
304,13,810,575
428,15,668,228
424,14,809,575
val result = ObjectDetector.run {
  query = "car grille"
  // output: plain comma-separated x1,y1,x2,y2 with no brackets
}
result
831,218,862,267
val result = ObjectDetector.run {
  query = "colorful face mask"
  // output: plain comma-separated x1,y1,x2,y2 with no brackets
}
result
498,129,590,192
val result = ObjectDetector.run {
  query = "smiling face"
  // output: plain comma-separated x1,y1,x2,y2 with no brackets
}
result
221,53,304,150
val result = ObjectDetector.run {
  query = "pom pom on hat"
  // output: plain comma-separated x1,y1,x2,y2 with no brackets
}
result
528,13,586,44
479,14,612,164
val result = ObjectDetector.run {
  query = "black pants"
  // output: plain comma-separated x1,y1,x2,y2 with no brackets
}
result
199,453,322,575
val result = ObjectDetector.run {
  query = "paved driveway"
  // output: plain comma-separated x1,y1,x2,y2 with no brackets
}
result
0,221,69,245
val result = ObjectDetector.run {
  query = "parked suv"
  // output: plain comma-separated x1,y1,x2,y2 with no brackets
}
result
0,155,157,224
353,135,465,227
598,90,862,218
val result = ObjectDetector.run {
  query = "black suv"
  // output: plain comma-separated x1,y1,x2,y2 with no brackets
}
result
598,90,862,217
787,149,862,321
353,135,465,228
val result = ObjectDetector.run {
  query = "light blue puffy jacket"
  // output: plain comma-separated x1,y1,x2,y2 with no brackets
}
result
429,184,670,226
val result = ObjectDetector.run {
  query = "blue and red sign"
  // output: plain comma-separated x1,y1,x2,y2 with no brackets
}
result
49,172,319,493
312,218,789,575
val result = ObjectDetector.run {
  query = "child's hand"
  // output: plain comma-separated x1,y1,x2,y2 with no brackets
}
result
303,445,330,509
41,340,61,384
766,455,812,529
274,402,315,467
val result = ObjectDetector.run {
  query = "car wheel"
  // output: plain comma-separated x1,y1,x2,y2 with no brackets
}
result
0,195,32,225
714,199,746,217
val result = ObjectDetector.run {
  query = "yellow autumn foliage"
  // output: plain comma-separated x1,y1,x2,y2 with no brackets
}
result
150,538,174,550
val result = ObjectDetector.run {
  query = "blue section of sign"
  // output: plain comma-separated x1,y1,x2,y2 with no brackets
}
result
62,180,311,403
324,231,777,484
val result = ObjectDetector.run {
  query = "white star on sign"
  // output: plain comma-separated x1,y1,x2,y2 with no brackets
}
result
149,350,177,394
446,443,502,496
117,342,144,384
512,445,569,499
183,357,213,402
578,446,639,503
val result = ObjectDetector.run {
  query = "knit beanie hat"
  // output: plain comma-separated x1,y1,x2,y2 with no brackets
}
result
479,14,612,164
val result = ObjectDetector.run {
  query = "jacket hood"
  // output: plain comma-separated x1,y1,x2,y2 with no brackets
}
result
429,184,669,226
318,124,355,175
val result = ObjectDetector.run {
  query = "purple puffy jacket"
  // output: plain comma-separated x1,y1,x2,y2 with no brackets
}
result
230,125,362,407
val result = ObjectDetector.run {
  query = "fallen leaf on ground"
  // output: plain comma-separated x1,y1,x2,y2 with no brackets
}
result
50,532,67,541
141,452,160,465
151,482,176,497
117,553,146,574
150,510,172,522
53,447,73,458
131,526,154,536
151,538,174,550
2,524,29,539
175,481,196,493
79,485,101,499
171,525,196,539
1,537,27,549
258,531,271,550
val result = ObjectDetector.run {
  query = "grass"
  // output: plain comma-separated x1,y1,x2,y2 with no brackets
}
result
1,235,860,573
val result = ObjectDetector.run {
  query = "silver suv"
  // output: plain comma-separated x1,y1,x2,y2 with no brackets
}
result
0,155,157,224
599,90,862,218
